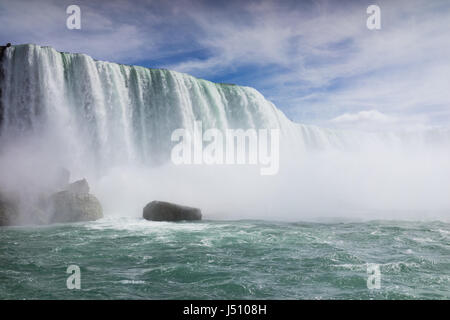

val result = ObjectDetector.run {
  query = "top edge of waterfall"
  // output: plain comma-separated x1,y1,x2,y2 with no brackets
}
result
7,44,244,88
2,43,314,129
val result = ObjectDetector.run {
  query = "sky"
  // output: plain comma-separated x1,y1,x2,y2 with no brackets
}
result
0,0,449,130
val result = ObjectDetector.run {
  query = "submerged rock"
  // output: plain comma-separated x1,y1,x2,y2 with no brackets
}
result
143,201,202,222
49,191,103,223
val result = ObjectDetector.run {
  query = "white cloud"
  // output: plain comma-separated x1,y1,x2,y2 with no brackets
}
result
332,110,394,124
0,0,163,62
328,109,432,132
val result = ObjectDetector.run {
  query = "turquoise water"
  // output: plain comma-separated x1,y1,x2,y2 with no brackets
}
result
0,218,449,299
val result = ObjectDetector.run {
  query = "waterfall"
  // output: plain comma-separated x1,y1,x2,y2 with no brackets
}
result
1,44,449,221
0,44,360,169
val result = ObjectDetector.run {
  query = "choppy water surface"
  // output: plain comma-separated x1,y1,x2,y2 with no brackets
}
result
1,218,449,299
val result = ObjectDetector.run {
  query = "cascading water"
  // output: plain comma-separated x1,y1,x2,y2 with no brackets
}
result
0,44,449,222
1,44,283,167
0,45,378,168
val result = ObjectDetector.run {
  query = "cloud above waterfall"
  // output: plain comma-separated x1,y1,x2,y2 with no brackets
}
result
328,110,431,132
0,0,449,129
330,110,396,128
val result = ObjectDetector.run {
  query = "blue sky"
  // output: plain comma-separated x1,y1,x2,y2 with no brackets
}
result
1,0,449,130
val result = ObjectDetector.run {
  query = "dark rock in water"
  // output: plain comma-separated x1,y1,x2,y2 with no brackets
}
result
0,195,18,226
66,178,89,194
143,201,202,222
1,175,102,226
48,177,102,223
49,191,103,223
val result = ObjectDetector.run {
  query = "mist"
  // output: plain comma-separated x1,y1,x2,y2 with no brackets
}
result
90,140,450,222
1,111,450,224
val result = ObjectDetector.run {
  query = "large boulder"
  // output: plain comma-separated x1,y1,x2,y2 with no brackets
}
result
49,191,103,223
47,179,102,223
143,201,202,222
1,174,103,226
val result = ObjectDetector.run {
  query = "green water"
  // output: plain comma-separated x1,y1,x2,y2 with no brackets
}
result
0,218,449,299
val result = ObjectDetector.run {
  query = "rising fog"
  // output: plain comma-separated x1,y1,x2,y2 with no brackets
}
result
2,122,449,224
